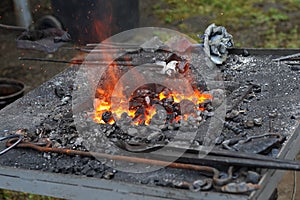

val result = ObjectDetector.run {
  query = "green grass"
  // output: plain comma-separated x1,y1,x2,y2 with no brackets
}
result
0,189,63,200
153,0,300,48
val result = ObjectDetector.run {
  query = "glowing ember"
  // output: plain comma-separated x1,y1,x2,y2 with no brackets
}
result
93,86,212,126
92,51,212,126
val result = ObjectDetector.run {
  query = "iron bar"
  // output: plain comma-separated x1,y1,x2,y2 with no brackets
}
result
272,52,300,62
6,139,219,177
6,138,300,171
62,46,140,53
18,57,136,66
0,23,27,31
116,141,300,170
86,42,141,48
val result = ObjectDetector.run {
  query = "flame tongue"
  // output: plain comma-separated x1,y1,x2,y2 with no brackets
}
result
92,52,212,126
93,87,212,126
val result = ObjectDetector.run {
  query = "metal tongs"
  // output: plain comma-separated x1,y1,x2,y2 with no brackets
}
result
115,140,300,171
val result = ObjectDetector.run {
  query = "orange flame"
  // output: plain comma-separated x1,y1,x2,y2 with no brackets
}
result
158,90,212,111
91,42,212,126
93,84,212,126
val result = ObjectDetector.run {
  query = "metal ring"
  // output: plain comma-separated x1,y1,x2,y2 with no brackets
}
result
0,134,23,155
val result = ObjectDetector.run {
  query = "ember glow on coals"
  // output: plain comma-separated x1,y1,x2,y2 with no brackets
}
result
89,29,213,128
93,75,212,126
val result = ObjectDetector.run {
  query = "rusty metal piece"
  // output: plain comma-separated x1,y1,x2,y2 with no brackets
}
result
6,138,220,177
162,167,233,192
6,136,300,194
213,166,233,186
7,137,249,193
220,182,260,194
163,179,191,189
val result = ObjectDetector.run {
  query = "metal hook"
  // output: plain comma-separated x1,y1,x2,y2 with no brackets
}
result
0,134,23,155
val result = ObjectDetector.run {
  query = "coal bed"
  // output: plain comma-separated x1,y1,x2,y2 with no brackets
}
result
0,48,299,200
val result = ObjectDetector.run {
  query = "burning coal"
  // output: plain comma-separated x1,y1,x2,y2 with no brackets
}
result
94,85,212,126
93,56,213,127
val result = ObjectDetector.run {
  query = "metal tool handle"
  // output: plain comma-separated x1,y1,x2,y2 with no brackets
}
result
0,134,23,155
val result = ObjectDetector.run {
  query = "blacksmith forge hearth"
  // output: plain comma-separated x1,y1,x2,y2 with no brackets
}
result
0,47,299,200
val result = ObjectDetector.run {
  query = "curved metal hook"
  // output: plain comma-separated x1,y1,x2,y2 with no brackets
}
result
0,134,23,155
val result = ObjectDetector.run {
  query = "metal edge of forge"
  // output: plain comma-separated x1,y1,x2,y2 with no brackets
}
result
0,165,246,200
229,48,300,56
0,48,299,199
250,120,300,200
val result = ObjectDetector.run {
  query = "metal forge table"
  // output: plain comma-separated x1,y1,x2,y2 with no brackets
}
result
0,48,299,200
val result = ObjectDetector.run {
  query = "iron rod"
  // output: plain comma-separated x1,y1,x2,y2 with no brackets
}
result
0,23,27,31
6,139,300,171
18,57,135,66
272,52,300,62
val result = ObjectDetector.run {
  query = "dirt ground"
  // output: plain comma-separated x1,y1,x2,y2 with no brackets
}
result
0,0,299,199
